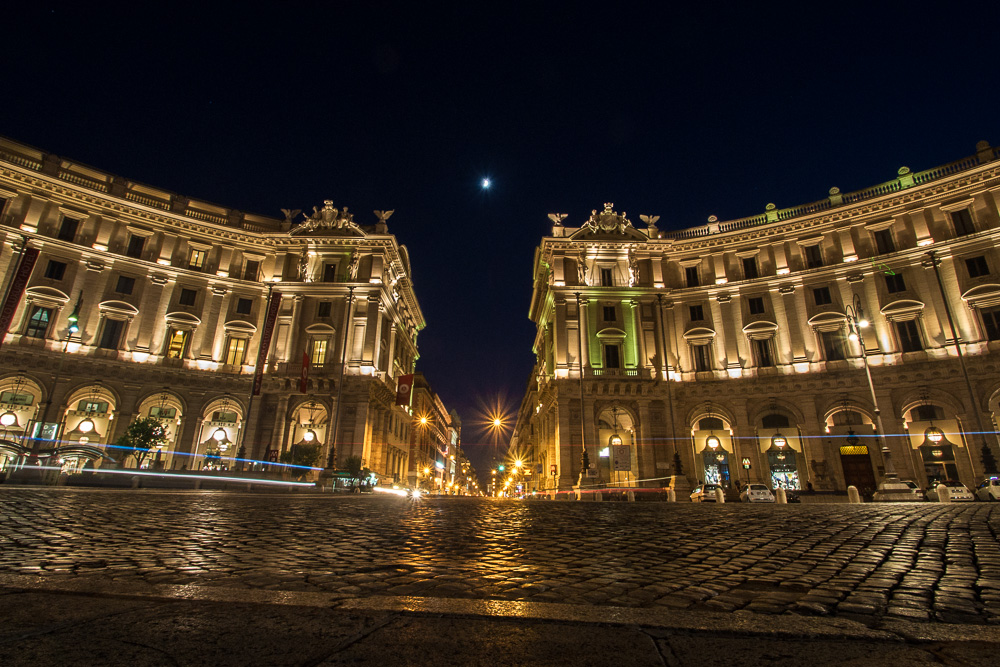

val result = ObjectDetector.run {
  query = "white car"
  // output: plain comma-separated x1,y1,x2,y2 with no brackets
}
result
740,484,775,503
975,478,1000,501
925,481,974,502
690,483,723,502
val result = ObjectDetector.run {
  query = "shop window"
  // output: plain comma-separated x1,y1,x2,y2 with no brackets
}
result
242,259,260,281
685,266,700,287
951,209,975,236
57,217,79,242
98,319,125,350
873,229,896,254
604,344,621,369
741,256,759,280
224,337,247,366
804,244,823,269
691,343,711,372
317,301,332,318
235,298,253,315
115,276,135,295
981,306,1000,341
178,288,197,306
600,268,613,287
44,260,66,280
813,286,832,306
602,306,616,321
188,249,207,270
895,320,923,352
24,306,52,339
967,256,990,278
165,329,189,359
751,338,775,367
689,304,704,321
125,235,145,259
311,339,328,366
820,330,846,361
885,273,906,293
748,297,765,315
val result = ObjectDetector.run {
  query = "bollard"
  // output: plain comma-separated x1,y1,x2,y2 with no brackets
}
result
935,483,951,503
667,488,676,502
131,475,140,489
847,485,861,503
776,488,787,504
714,488,725,503
627,490,635,502
594,491,603,502
194,480,202,490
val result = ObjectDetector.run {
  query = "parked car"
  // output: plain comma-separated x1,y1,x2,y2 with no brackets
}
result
975,477,1000,501
925,481,974,502
739,483,775,503
690,483,723,502
873,479,923,502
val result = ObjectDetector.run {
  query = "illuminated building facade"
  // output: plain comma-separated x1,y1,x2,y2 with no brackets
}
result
0,136,433,482
514,140,1000,497
407,372,466,493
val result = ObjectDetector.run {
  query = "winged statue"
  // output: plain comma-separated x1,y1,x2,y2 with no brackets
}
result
547,213,568,226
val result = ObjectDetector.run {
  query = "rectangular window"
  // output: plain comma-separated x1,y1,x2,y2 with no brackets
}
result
685,266,700,287
178,288,197,306
692,344,711,372
895,320,923,352
748,297,765,315
98,319,124,350
115,276,135,294
967,256,990,278
602,306,616,321
57,217,79,242
820,330,846,361
316,301,332,318
225,337,247,366
689,304,704,321
813,286,832,306
600,268,613,287
804,244,823,269
311,339,328,366
981,307,1000,341
323,264,338,282
751,338,774,367
77,400,109,413
44,260,66,280
604,344,621,369
236,298,253,315
150,406,177,419
885,273,906,293
25,306,52,339
873,229,896,254
741,257,759,280
242,260,260,281
125,235,145,259
165,329,189,359
951,209,975,236
188,249,207,270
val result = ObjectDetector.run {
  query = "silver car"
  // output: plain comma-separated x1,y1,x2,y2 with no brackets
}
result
690,483,723,502
925,481,974,502
740,483,775,503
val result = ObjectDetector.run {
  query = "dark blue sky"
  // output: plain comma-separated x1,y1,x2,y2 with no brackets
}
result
4,3,997,471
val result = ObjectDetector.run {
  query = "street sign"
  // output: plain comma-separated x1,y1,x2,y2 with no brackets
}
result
742,457,751,470
612,445,631,471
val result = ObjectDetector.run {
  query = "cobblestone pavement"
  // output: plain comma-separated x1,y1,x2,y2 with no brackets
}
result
2,489,1000,625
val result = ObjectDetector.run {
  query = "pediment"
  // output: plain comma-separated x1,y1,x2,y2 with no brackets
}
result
961,284,1000,309
880,299,925,322
98,300,139,316
305,323,336,334
683,326,717,343
742,320,778,340
224,320,257,333
596,327,627,339
807,312,846,332
165,311,202,326
25,286,70,307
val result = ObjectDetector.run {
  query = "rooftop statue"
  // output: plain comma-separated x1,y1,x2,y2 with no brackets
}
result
581,203,633,235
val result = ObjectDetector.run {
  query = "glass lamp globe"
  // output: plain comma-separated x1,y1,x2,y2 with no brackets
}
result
212,427,226,442
706,434,721,450
0,411,17,427
303,429,316,442
926,426,944,443
78,418,95,434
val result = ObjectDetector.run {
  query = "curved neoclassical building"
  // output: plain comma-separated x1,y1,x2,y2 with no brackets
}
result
513,140,1000,497
0,136,468,490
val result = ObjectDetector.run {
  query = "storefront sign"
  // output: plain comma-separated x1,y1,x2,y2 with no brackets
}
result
742,457,751,469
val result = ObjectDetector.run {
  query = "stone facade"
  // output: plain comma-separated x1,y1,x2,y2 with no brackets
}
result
0,136,465,484
513,141,1000,497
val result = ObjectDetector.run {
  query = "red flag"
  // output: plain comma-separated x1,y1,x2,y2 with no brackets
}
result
299,351,310,393
395,374,414,406
0,247,39,351
252,291,282,396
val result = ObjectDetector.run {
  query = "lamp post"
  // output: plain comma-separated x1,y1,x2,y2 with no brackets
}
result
575,293,590,486
926,250,1000,474
844,293,897,481
30,293,82,458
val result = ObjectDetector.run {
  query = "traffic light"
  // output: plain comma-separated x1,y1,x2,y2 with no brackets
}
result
498,464,505,472
67,296,82,334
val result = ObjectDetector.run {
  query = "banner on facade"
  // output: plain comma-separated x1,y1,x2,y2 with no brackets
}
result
252,291,282,396
395,374,414,406
0,247,39,350
299,351,310,393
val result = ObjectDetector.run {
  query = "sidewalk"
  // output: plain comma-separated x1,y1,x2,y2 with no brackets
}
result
1,575,997,666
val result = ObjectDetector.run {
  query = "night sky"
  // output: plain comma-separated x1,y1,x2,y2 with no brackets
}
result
4,4,997,473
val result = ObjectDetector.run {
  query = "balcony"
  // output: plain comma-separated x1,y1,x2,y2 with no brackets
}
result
585,367,652,379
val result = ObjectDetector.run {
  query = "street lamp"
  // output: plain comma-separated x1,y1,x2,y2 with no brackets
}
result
844,293,897,481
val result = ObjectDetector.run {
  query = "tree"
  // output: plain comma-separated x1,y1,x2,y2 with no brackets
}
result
115,417,168,468
279,443,321,479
